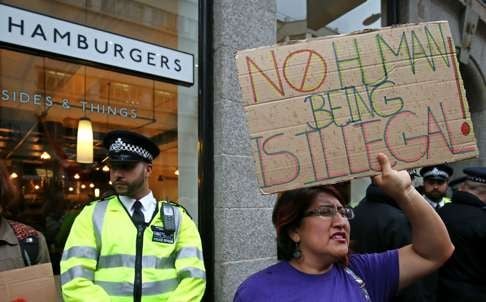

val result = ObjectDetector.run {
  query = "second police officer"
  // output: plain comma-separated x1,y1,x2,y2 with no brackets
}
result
419,164,453,210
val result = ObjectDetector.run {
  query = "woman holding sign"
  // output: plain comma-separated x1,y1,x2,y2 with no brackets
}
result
233,153,454,302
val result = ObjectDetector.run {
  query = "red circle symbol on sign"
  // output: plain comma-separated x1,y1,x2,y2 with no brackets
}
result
282,49,327,93
461,122,470,136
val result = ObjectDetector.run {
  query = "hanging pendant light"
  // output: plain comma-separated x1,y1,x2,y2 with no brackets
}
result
76,117,93,163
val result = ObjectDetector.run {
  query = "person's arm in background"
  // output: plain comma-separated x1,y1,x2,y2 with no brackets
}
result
167,206,206,301
373,153,454,290
60,203,111,302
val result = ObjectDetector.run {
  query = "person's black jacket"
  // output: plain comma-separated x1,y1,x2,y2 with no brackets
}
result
437,190,486,302
351,184,438,302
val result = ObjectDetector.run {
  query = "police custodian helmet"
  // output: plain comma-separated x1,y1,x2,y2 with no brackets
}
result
420,164,453,181
103,130,160,163
463,167,486,184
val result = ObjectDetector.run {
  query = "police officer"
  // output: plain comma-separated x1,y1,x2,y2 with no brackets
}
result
437,167,486,302
419,164,453,209
61,130,206,301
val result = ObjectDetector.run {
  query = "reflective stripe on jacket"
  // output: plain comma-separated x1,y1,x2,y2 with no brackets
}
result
60,196,206,302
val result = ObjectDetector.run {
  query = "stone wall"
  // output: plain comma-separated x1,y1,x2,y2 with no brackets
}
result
212,1,277,301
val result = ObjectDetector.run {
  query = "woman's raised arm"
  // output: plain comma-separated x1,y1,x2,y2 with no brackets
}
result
373,153,454,289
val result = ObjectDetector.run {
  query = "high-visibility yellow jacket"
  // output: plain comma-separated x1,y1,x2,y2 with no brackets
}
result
424,194,452,209
60,196,206,302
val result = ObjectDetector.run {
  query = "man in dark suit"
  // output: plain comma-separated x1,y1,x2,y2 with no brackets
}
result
438,167,486,302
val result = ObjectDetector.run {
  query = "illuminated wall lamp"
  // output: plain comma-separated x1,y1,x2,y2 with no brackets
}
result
76,117,93,163
40,151,51,160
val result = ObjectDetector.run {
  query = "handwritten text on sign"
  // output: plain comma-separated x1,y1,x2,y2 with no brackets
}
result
236,21,478,194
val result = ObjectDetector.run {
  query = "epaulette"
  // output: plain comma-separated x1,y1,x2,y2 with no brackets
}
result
101,190,116,201
162,200,192,219
87,190,116,206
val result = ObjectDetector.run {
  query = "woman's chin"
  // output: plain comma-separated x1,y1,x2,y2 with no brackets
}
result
331,246,349,258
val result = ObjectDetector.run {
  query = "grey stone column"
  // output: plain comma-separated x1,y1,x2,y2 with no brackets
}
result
212,1,277,301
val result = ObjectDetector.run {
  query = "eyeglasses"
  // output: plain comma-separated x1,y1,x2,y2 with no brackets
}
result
304,205,355,220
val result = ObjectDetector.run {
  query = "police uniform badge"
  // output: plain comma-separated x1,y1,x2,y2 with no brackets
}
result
151,225,174,244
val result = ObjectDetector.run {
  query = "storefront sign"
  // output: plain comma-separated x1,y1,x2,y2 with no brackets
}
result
0,4,194,85
236,21,478,194
1,88,138,119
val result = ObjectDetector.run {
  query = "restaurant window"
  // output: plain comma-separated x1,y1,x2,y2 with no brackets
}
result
0,0,199,274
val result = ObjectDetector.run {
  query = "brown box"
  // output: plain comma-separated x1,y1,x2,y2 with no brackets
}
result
0,264,57,302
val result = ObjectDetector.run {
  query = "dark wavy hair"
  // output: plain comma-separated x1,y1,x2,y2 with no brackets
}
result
272,185,347,263
0,160,18,214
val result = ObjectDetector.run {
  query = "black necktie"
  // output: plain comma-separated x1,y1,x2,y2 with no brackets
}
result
132,200,145,226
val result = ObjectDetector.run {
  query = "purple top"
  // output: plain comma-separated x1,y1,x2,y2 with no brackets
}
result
234,250,399,302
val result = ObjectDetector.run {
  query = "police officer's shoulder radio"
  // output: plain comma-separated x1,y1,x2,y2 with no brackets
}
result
161,202,176,232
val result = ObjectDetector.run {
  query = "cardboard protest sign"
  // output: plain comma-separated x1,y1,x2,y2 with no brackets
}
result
236,21,478,194
0,263,58,302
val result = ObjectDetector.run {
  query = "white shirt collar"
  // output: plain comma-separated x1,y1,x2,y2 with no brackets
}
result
118,191,157,223
423,195,445,209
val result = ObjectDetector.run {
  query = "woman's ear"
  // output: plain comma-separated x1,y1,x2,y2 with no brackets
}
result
288,228,300,243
